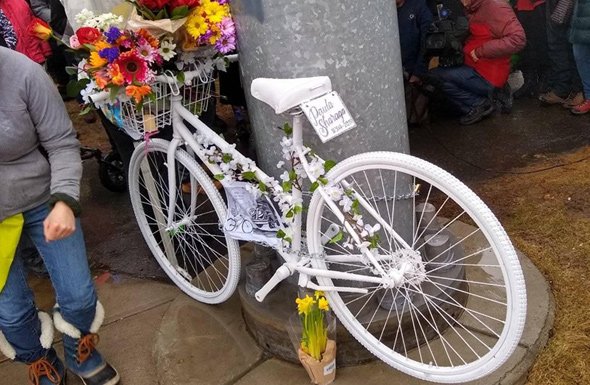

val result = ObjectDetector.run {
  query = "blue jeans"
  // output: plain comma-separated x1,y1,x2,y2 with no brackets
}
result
431,66,493,114
573,43,590,99
0,203,103,376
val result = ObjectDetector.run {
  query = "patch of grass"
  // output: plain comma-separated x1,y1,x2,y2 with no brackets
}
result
474,147,590,385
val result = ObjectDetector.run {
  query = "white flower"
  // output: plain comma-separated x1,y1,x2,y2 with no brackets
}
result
276,161,285,169
364,223,381,236
326,186,343,201
159,39,177,61
280,171,290,182
339,195,353,212
75,9,95,26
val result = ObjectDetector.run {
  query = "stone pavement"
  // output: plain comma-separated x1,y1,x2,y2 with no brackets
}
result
1,99,571,384
0,242,553,385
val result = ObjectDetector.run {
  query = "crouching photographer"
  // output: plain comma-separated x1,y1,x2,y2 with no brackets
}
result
426,0,526,125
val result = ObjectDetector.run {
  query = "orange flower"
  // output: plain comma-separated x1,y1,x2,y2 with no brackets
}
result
89,52,107,68
137,29,159,48
94,71,109,89
125,84,152,103
107,63,125,86
29,17,53,41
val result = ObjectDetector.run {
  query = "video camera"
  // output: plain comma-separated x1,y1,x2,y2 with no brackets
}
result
423,3,469,68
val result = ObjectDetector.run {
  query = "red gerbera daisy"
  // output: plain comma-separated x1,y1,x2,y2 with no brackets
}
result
113,50,149,84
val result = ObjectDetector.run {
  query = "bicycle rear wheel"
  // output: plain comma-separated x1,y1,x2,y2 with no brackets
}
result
128,139,240,303
306,151,526,383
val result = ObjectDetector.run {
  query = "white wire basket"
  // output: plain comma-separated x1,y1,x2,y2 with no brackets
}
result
120,64,215,139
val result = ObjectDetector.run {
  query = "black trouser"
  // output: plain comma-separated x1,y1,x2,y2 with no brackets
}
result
516,5,549,83
545,0,581,97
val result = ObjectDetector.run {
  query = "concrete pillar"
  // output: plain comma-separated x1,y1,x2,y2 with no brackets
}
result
231,0,410,176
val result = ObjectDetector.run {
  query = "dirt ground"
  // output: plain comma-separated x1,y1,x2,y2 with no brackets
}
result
69,98,590,385
473,147,590,385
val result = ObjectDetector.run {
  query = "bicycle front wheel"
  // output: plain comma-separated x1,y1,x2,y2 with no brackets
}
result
128,139,240,304
306,152,526,383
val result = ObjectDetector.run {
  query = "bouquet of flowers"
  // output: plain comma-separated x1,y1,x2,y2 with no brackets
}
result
74,25,177,104
294,292,337,385
182,0,236,54
296,292,331,361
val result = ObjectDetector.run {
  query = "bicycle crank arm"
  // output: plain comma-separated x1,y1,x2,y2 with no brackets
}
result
305,281,368,294
254,264,293,302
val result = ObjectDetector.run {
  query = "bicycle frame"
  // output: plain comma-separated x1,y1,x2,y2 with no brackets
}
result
157,92,413,301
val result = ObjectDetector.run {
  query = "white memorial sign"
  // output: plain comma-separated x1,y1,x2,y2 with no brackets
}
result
301,92,357,143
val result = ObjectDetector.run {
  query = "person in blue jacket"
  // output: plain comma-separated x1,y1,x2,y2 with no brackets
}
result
397,0,434,84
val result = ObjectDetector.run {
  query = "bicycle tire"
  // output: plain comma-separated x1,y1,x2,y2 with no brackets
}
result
128,139,240,304
306,151,526,383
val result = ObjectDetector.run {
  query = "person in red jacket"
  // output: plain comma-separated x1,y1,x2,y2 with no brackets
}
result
430,0,526,125
0,0,51,64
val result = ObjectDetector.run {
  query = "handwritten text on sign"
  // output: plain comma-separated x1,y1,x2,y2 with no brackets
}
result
301,92,356,143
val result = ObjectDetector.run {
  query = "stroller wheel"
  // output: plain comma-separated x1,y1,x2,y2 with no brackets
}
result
99,151,127,192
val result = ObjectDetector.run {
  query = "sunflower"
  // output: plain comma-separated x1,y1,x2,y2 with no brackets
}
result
113,50,149,84
88,51,107,68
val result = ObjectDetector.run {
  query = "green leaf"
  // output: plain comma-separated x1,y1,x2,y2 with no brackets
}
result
283,122,293,136
281,181,292,192
214,174,225,181
65,66,78,76
318,176,328,185
78,105,94,116
176,71,186,83
284,237,292,243
286,209,294,218
242,171,257,181
222,153,233,163
65,78,90,98
276,229,286,239
310,181,319,192
329,231,344,244
289,170,297,181
293,205,303,214
324,160,337,173
352,199,360,215
155,8,168,19
170,5,189,19
369,233,380,249
258,182,268,193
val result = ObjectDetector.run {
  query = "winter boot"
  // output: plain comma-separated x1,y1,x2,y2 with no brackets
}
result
53,302,120,385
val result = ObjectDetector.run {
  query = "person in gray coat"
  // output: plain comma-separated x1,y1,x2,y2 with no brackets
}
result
0,47,120,385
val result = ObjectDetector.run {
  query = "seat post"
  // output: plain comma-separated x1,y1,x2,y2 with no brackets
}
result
290,109,304,253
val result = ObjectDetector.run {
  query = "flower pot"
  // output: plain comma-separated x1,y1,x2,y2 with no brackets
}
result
297,339,336,385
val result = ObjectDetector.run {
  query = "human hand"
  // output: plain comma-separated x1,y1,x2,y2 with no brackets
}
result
44,201,76,242
409,75,422,84
470,49,479,63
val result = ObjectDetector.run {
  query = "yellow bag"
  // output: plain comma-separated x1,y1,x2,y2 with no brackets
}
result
0,213,24,292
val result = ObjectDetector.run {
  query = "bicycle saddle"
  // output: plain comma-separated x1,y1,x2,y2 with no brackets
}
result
251,76,332,114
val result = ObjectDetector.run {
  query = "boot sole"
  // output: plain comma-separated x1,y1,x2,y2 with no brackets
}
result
72,367,120,385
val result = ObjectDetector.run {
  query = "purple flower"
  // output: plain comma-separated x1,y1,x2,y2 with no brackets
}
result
219,17,235,35
99,47,120,63
215,34,236,54
105,26,122,44
217,0,229,4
